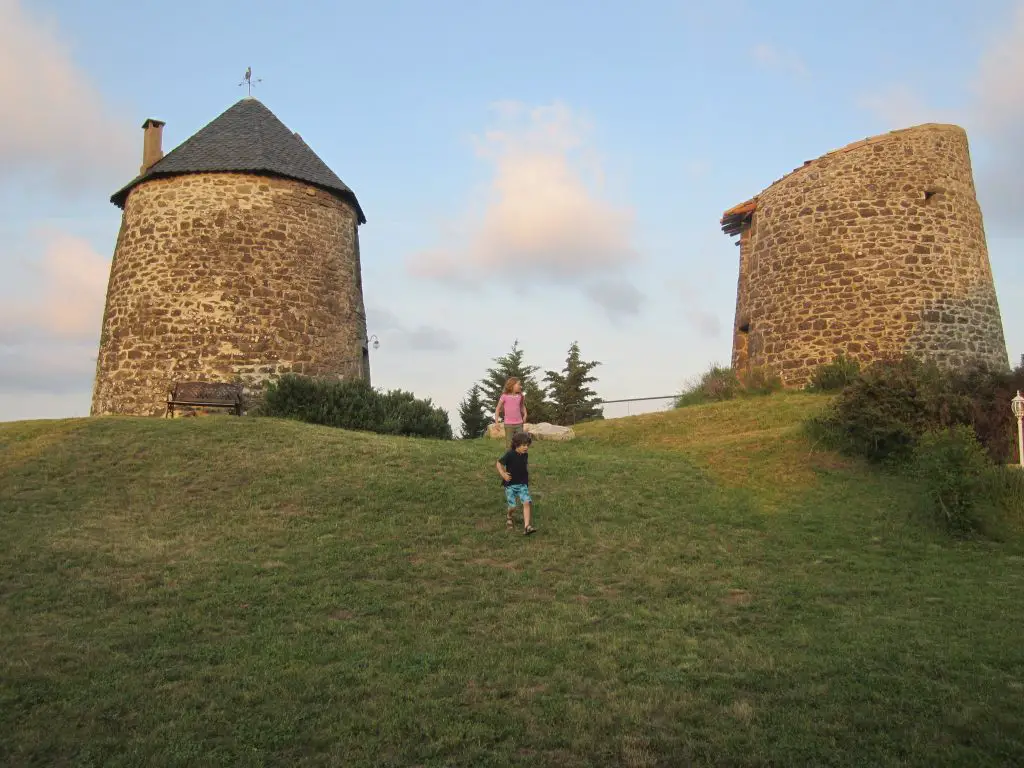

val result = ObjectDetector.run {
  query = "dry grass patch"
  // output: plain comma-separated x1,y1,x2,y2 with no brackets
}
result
576,393,837,504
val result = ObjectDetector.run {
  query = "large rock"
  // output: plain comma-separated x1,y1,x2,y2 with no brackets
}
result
485,421,576,441
525,422,576,442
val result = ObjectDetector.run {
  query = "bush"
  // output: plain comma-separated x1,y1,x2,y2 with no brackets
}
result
675,364,781,408
257,375,452,439
803,354,1024,538
739,365,784,395
913,426,992,535
675,365,737,407
806,354,861,393
807,356,948,464
943,362,1024,464
810,355,1024,465
377,388,453,439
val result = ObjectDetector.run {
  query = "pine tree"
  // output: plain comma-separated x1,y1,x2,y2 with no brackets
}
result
479,340,553,424
457,384,488,439
545,341,604,425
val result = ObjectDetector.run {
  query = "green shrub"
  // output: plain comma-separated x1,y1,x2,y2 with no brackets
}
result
943,362,1024,464
808,356,948,464
377,388,454,439
806,354,861,393
739,365,784,395
675,364,781,408
675,365,738,407
913,426,992,535
258,375,452,439
809,356,1024,465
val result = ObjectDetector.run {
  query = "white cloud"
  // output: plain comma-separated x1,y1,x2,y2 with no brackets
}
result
407,101,643,318
583,280,643,319
675,277,726,339
367,307,458,352
0,390,92,422
0,233,106,406
0,0,134,190
970,1,1024,232
0,341,96,395
751,43,808,78
973,2,1024,132
0,233,109,341
858,1,1024,234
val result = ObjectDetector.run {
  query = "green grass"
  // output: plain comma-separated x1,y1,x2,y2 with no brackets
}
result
2,397,1024,766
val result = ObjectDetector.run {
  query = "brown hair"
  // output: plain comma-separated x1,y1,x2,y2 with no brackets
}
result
511,431,533,448
503,377,521,394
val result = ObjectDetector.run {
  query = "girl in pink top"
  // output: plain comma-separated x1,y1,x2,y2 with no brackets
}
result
495,377,528,448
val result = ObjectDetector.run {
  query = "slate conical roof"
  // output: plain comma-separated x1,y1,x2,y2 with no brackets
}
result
110,97,365,223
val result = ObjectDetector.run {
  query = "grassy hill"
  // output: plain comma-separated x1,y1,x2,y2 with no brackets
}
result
2,393,1023,766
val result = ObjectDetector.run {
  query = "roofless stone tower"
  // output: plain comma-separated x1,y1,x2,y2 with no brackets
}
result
720,123,1008,387
91,97,368,416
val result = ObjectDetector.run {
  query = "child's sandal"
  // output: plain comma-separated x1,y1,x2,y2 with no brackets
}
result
524,525,536,536
506,513,514,529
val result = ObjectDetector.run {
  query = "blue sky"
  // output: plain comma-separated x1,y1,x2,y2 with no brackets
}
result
1,0,1022,424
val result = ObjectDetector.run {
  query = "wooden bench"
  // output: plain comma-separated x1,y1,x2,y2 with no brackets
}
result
166,381,244,417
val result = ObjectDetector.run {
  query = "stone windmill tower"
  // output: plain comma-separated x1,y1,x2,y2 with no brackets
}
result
91,97,368,416
720,123,1008,387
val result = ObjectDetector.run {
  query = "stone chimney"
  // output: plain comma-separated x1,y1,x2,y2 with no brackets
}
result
140,118,166,175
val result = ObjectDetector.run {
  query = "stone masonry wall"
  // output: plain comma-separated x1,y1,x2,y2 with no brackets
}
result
91,172,367,416
732,123,1008,387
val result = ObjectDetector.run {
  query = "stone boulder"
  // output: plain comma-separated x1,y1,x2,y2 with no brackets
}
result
485,421,576,441
525,422,576,442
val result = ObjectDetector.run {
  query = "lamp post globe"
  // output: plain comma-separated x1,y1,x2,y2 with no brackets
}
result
1013,390,1024,420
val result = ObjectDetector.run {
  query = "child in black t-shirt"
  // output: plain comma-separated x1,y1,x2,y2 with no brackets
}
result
496,431,535,535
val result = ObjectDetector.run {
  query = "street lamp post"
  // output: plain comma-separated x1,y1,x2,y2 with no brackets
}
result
1012,390,1024,469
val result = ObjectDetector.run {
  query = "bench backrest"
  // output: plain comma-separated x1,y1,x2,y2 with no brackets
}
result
169,381,243,404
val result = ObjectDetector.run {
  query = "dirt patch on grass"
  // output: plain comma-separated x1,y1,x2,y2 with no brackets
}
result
728,698,755,723
724,589,753,606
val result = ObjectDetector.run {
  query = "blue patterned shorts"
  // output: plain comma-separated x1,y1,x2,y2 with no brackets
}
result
504,484,532,507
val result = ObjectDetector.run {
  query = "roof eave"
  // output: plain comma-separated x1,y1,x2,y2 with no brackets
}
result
720,197,757,237
109,170,367,224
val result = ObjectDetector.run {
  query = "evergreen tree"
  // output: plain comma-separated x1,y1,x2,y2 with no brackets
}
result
479,340,553,423
545,341,604,425
457,384,488,439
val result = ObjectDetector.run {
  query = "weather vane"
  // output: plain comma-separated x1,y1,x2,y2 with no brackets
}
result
238,67,262,96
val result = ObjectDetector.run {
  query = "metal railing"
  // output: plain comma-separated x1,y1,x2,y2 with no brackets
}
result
568,395,677,423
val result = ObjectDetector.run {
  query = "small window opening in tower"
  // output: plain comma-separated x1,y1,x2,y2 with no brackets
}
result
362,346,370,378
739,322,750,334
